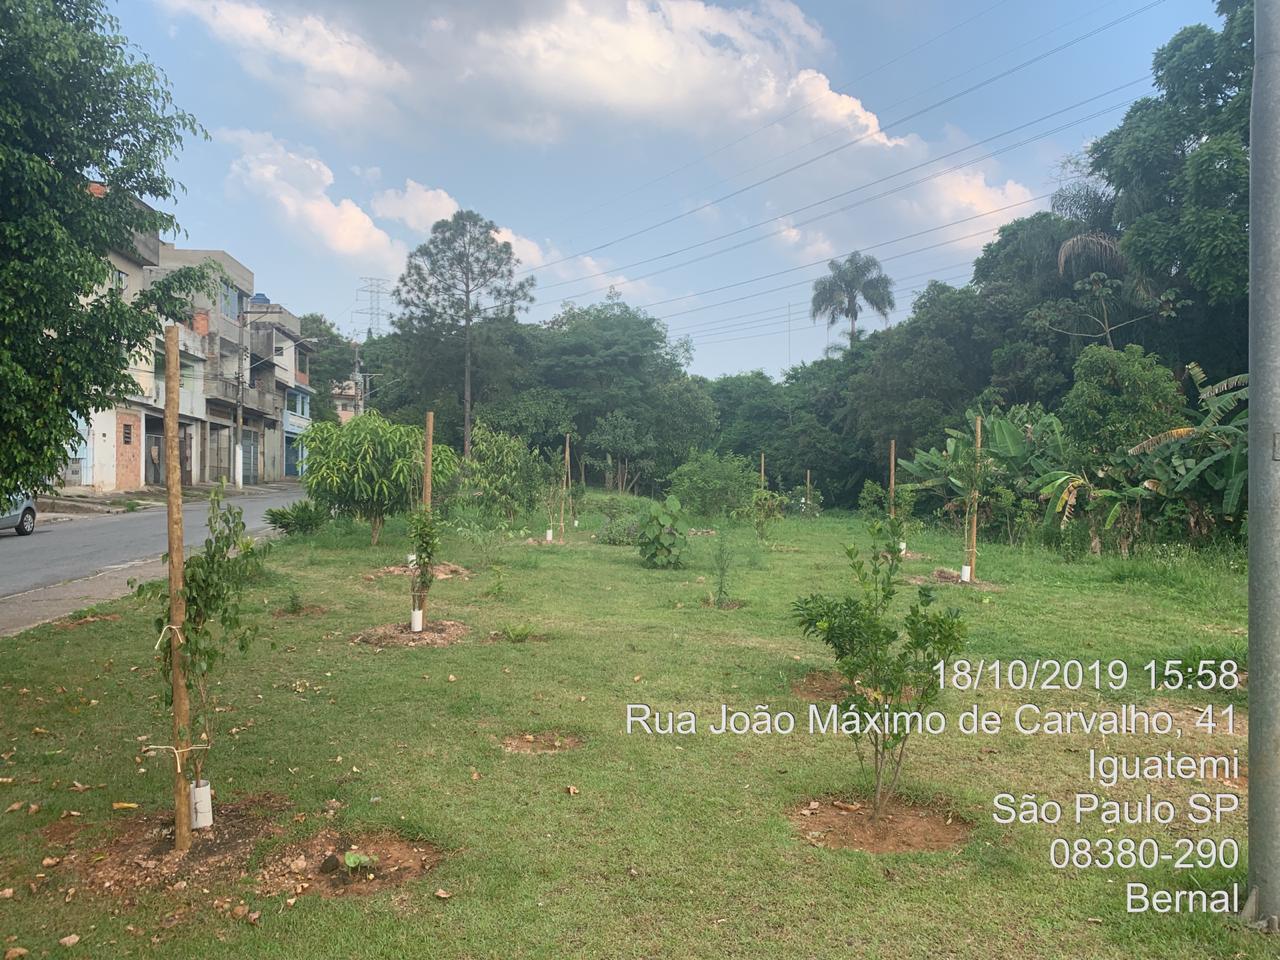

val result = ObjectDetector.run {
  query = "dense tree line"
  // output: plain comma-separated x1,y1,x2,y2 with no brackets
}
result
357,0,1249,520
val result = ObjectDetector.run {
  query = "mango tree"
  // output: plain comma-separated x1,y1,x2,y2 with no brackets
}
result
301,413,458,545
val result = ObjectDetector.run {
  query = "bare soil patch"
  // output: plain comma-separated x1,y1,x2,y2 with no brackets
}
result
790,669,852,702
351,620,468,648
365,562,470,581
700,598,746,610
56,613,121,629
502,732,583,754
272,604,327,619
35,796,440,910
903,568,1002,591
257,828,443,899
879,550,928,562
42,794,290,896
790,796,971,854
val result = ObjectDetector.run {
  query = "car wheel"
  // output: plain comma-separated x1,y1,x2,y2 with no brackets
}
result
15,508,35,536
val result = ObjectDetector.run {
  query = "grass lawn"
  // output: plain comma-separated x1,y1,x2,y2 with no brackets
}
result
0,504,1260,959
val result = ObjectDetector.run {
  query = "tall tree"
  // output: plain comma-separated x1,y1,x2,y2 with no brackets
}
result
810,251,895,343
394,210,534,456
298,312,353,423
0,0,201,500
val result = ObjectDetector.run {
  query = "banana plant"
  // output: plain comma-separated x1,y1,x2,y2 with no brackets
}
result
1127,364,1247,534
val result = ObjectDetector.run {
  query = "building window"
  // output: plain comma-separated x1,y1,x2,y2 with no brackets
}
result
114,269,128,294
274,344,285,357
122,423,133,444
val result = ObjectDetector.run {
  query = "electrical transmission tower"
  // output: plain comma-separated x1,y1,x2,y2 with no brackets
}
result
353,277,391,339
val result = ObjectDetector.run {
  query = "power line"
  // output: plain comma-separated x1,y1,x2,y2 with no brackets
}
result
643,219,1032,322
574,0,1129,236
667,261,975,335
689,272,976,344
558,189,1057,315
521,0,1168,276
546,0,1017,229
535,83,1143,292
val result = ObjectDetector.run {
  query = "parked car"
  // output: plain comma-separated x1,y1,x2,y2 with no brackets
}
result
0,495,37,536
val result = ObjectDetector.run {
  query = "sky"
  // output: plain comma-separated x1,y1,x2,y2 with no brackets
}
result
118,0,1215,378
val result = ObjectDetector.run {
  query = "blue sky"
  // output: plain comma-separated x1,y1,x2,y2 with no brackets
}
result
118,0,1213,377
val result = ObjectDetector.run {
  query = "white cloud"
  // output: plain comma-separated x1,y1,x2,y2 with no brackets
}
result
219,129,407,275
371,180,461,232
157,0,409,124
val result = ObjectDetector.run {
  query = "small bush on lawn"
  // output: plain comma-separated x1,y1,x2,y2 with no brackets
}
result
858,479,886,517
787,484,823,518
736,488,787,542
264,499,330,536
793,519,966,820
638,495,689,568
599,512,644,545
666,451,758,518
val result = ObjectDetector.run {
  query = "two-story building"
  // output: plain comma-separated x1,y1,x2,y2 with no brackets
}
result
246,295,314,477
71,202,209,492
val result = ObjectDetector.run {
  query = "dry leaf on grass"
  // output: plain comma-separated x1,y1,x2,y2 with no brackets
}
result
434,888,452,900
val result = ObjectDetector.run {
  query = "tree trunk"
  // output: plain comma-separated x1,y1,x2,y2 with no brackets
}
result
463,316,472,458
370,515,384,546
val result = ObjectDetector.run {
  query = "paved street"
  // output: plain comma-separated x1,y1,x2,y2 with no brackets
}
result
0,485,302,601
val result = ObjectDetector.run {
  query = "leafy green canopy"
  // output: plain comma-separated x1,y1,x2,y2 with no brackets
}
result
300,412,459,545
0,0,203,499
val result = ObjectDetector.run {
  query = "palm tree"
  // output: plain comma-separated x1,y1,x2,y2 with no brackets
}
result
810,251,895,343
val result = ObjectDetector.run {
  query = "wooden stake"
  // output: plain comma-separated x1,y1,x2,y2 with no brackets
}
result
805,468,812,508
163,325,192,853
559,433,569,543
423,411,434,508
413,411,435,631
967,416,982,581
888,439,897,518
760,451,766,489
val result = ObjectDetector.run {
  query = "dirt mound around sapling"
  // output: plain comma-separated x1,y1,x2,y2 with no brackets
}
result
366,562,471,580
502,732,583,754
257,828,444,899
903,568,1002,591
791,796,971,853
42,794,291,896
351,620,468,648
790,669,852,702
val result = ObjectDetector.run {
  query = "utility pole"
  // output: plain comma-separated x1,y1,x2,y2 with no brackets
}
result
235,311,245,489
1244,0,1280,929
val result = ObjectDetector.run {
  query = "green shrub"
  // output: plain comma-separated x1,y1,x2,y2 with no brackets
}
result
638,495,689,568
858,479,886,516
264,498,330,536
666,451,757,518
599,512,644,545
736,488,787,542
793,519,966,819
464,423,550,522
787,484,824,518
